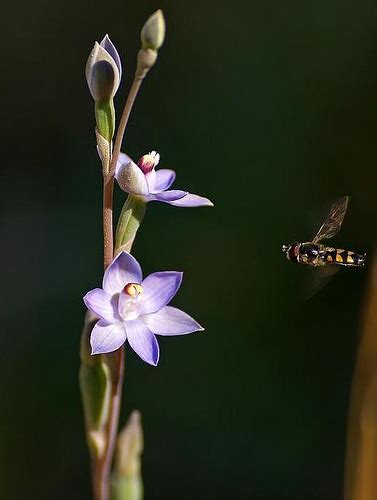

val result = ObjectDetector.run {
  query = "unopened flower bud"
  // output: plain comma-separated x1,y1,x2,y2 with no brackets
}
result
86,36,122,101
91,60,115,101
115,410,143,477
141,10,166,51
111,412,144,499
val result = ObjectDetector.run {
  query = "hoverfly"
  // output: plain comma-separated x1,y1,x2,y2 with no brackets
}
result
282,196,366,268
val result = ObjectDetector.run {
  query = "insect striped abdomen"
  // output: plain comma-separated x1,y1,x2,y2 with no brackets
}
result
325,248,365,267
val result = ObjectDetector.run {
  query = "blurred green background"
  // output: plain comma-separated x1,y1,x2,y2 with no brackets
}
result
2,0,377,498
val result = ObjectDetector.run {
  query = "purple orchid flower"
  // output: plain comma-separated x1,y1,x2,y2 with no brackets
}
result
83,252,203,366
115,151,213,207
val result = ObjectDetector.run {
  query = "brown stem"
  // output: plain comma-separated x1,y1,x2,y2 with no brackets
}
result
91,347,125,500
104,347,125,496
92,459,107,500
103,175,114,270
109,75,143,177
92,60,150,500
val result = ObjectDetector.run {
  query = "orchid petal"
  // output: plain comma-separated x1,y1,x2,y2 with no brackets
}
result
139,272,183,315
115,152,134,176
83,288,119,323
103,252,143,295
152,169,176,192
147,190,188,202
126,320,160,366
100,35,122,80
116,161,149,196
165,193,214,207
91,320,126,354
145,169,156,192
142,306,204,335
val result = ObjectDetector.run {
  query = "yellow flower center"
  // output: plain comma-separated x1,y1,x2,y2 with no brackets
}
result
123,283,143,297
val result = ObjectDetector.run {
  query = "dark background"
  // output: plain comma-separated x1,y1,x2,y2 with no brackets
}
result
2,0,377,498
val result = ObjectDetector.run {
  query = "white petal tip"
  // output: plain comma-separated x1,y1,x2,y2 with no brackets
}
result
201,198,214,207
144,356,159,367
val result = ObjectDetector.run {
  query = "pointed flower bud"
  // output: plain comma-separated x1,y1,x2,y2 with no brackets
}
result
141,10,166,51
115,410,143,477
86,35,122,101
111,411,144,499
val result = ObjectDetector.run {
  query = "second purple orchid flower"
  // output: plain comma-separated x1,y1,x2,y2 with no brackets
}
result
115,151,213,207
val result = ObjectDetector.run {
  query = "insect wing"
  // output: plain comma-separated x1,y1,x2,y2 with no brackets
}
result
304,265,341,301
312,196,349,243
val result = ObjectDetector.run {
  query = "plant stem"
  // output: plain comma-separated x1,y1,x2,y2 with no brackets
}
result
106,346,125,474
96,347,125,500
109,74,143,177
95,72,148,500
103,174,114,270
92,459,107,500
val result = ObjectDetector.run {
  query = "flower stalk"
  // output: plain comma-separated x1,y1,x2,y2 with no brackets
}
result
98,346,125,500
97,68,150,496
81,9,210,500
103,175,115,270
96,194,146,496
109,10,165,177
108,74,145,178
94,57,156,494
